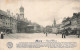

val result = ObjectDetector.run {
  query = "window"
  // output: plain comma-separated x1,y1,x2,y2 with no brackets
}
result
6,23,7,25
0,16,2,19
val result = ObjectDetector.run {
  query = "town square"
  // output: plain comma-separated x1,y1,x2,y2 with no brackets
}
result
0,0,80,39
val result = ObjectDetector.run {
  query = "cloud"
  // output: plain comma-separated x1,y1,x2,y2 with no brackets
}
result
0,0,80,27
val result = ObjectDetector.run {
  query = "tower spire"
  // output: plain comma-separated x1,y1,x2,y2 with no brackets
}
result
52,18,56,27
54,18,56,27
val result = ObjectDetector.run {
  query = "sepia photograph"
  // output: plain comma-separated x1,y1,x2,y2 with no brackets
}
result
0,0,80,50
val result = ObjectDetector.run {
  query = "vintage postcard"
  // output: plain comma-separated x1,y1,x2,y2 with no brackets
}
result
0,0,80,50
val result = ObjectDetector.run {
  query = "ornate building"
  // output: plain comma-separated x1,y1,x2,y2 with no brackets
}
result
19,6,24,21
0,10,17,33
52,18,59,33
17,6,43,33
17,6,34,33
61,12,80,35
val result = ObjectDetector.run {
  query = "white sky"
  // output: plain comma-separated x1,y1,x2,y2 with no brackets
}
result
0,0,80,27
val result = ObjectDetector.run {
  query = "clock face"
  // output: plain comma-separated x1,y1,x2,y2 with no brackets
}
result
20,7,24,12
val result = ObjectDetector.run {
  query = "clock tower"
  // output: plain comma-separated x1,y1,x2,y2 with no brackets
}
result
19,6,24,21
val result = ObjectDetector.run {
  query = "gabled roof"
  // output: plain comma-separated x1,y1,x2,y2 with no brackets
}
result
62,17,71,23
0,10,8,16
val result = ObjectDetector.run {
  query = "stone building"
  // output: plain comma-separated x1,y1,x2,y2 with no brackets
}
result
17,6,43,33
45,25,52,33
32,23,42,33
70,13,80,30
10,16,17,33
0,10,17,33
62,12,80,34
62,17,71,29
17,6,29,33
17,6,35,33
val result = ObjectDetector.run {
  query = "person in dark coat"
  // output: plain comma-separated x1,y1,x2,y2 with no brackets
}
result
62,28,66,38
62,30,65,38
62,31,64,38
63,31,66,38
46,32,47,36
77,30,80,38
1,32,5,39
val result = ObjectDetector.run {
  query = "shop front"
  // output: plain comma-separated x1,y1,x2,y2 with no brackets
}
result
0,26,12,34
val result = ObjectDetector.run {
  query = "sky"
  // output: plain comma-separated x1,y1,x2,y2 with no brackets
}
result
0,0,80,27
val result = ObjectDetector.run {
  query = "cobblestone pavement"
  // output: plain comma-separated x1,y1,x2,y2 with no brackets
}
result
1,33,80,39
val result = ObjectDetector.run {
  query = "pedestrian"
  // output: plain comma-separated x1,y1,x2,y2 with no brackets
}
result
64,29,66,38
77,30,80,38
56,33,57,35
1,31,5,39
62,28,66,38
64,31,66,38
66,29,68,36
62,30,64,38
46,32,47,36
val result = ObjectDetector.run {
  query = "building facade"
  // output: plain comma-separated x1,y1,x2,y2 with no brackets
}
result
52,18,58,33
17,6,43,33
32,23,42,33
62,12,80,35
0,10,17,33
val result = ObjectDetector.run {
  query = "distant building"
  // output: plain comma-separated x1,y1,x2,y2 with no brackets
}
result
32,23,42,33
52,18,58,33
52,18,56,27
45,25,52,33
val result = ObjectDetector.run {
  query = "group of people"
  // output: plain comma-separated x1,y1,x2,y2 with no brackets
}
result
43,28,80,38
0,32,5,39
61,28,80,38
62,30,66,38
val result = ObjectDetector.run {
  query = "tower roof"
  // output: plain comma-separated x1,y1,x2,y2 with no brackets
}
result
53,18,56,27
20,6,24,10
